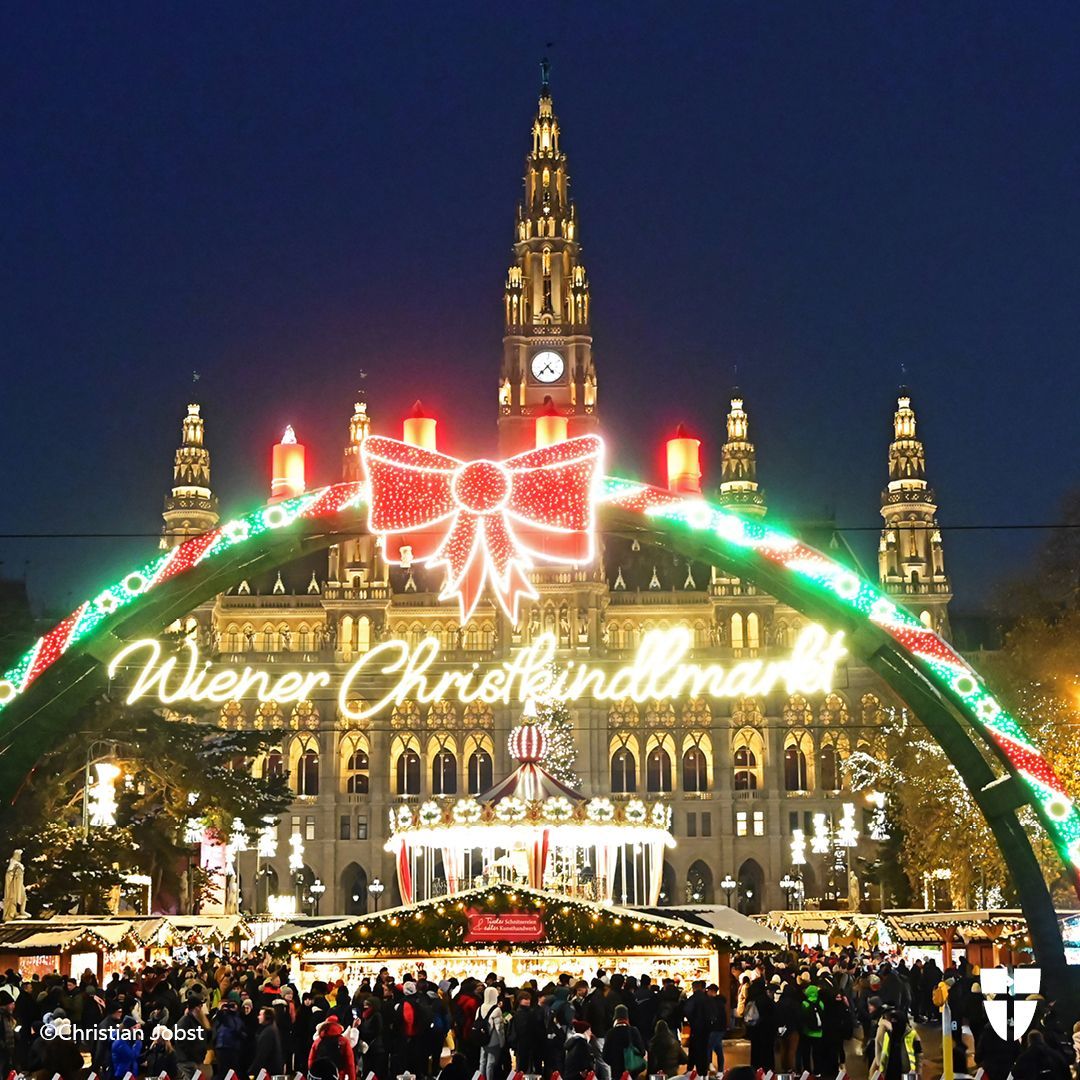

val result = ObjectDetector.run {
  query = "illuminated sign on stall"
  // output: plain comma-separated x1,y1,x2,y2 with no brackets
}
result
107,623,846,718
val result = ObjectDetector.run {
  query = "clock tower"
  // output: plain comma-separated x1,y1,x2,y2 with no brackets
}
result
498,59,598,455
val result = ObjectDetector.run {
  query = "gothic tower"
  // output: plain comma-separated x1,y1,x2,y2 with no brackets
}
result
717,394,767,517
878,391,951,631
328,396,381,586
498,59,597,455
161,403,218,548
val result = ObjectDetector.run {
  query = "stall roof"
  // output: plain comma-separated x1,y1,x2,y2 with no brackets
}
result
0,920,140,952
268,883,785,954
636,905,785,947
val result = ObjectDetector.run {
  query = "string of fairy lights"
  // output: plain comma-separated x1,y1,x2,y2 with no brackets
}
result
599,479,1080,888
1,468,1078,895
277,883,725,954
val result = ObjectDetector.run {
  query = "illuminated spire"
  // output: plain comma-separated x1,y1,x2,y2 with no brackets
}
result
161,404,219,549
500,61,598,454
717,394,766,518
879,390,951,626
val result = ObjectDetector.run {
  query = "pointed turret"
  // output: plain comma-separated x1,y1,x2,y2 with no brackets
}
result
342,397,371,483
717,395,767,518
879,391,951,630
161,404,219,548
499,60,597,455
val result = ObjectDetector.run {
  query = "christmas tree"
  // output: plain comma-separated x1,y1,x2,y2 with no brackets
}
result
533,683,582,789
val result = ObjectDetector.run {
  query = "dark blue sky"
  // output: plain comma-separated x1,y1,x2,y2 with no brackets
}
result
3,2,1079,615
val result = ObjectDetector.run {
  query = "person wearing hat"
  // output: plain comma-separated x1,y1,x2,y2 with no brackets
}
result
175,996,210,1080
565,1018,606,1080
600,1003,645,1080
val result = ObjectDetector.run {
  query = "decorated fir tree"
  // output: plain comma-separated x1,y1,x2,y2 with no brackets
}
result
532,684,582,789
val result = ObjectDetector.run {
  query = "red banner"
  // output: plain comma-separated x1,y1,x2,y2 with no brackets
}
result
463,909,546,943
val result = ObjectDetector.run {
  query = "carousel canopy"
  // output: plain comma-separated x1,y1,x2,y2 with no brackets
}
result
267,882,784,955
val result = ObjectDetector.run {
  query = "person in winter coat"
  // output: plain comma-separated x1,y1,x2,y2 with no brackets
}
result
600,1004,645,1080
975,1022,1019,1080
476,985,506,1080
647,1019,685,1076
743,976,775,1071
110,1016,144,1080
212,999,247,1080
358,996,386,1080
510,990,547,1074
631,976,658,1042
872,1007,910,1080
309,1016,357,1080
144,1025,180,1080
175,998,210,1080
564,1020,608,1080
250,1007,285,1077
774,979,802,1073
798,981,825,1075
1012,1030,1070,1080
0,991,18,1077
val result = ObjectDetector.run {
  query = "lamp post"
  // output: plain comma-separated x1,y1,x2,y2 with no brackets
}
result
720,874,736,907
368,878,385,912
310,879,325,915
780,873,799,909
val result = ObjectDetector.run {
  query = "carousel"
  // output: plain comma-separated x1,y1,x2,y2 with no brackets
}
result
385,714,674,905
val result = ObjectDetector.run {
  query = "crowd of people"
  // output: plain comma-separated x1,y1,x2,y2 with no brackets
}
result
0,949,1075,1080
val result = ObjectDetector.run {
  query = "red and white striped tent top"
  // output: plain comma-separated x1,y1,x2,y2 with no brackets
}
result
479,761,582,804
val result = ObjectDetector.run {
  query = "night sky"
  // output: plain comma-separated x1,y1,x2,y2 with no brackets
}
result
3,3,1079,616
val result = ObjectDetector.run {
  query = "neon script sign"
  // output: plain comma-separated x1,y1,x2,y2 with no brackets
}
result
107,624,846,720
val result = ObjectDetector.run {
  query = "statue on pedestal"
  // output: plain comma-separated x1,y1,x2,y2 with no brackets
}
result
2,850,27,920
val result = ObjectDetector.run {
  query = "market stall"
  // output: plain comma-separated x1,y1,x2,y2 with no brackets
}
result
268,882,783,989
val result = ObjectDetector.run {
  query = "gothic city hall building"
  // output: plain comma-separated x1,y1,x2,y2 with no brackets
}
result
147,70,953,918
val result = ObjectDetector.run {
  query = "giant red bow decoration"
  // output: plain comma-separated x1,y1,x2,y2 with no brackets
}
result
362,434,603,623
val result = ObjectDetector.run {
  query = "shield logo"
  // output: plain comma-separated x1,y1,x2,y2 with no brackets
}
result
981,967,1041,1042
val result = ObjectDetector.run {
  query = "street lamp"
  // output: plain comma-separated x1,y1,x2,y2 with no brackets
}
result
720,874,736,907
780,873,799,908
310,879,325,915
368,878,385,911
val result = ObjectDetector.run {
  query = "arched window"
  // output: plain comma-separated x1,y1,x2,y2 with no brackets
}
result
646,745,673,793
346,747,369,794
467,749,493,794
432,749,458,795
682,747,709,792
733,746,758,790
730,613,744,651
264,749,284,780
297,748,320,796
611,747,637,793
784,736,810,792
820,743,840,792
746,612,760,650
396,749,421,795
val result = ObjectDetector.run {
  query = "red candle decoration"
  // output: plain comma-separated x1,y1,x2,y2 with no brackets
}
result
666,423,702,494
403,400,438,450
271,425,306,501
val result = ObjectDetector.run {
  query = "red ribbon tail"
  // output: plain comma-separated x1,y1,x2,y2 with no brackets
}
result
492,561,538,624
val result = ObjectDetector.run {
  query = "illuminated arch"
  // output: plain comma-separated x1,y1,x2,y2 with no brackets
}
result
0,475,1076,978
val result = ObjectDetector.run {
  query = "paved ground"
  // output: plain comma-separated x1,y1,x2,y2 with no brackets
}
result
722,1023,951,1080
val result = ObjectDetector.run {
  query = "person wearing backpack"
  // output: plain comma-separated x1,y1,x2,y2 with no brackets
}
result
510,990,546,1075
475,986,505,1080
309,1016,357,1080
798,979,825,1076
399,982,431,1078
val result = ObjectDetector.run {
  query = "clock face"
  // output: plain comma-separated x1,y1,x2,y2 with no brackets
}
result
531,350,565,383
